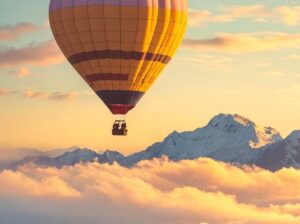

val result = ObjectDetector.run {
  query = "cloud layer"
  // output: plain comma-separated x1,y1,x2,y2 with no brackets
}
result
0,89,86,101
0,40,65,67
23,90,78,101
183,32,300,53
189,5,300,27
189,5,269,26
0,88,17,96
1,158,300,224
0,23,38,40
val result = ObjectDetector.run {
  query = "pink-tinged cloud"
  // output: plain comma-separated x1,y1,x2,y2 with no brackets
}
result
0,40,65,67
188,9,212,26
188,5,300,27
0,88,18,96
1,158,300,224
8,67,31,78
183,32,300,53
23,90,78,101
16,67,30,77
189,5,270,26
0,88,86,101
0,23,38,40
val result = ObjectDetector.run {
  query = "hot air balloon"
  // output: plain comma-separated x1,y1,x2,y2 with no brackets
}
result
49,0,188,136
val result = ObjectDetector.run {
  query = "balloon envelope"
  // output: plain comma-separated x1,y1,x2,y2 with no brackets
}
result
49,0,188,114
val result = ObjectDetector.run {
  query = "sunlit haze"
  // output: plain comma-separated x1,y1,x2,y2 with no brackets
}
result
1,0,300,154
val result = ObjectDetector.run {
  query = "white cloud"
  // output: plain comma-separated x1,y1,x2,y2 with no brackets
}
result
179,55,232,65
183,32,300,53
16,67,31,77
0,88,18,96
0,89,87,101
189,5,300,27
23,90,79,101
275,6,300,26
1,159,300,224
189,5,270,27
0,23,38,40
0,40,65,67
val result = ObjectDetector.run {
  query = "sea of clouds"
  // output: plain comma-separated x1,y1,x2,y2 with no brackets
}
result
0,158,300,224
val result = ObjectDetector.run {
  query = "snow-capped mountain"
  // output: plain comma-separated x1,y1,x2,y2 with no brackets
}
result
0,148,45,170
98,150,126,164
44,146,81,158
0,146,84,170
254,130,300,171
15,148,97,168
14,149,126,169
10,114,300,171
125,114,282,166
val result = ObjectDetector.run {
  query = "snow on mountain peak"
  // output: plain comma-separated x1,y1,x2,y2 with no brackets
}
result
251,126,282,148
118,114,284,167
207,114,255,130
101,150,125,163
205,113,281,148
7,113,300,172
233,114,256,126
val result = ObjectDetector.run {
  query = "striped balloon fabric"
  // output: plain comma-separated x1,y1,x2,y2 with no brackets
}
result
49,0,188,115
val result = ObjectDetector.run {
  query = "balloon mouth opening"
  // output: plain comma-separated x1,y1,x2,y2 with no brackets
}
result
109,104,135,115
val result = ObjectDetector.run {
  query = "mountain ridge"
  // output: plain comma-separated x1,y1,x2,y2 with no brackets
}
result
8,114,300,171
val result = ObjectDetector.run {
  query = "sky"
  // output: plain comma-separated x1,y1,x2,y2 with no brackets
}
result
1,0,300,154
1,2,300,224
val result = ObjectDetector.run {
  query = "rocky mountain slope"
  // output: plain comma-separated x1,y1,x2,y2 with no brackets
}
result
254,130,300,171
9,114,300,171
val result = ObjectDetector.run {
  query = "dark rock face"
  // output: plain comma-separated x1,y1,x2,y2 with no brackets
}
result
254,131,300,171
